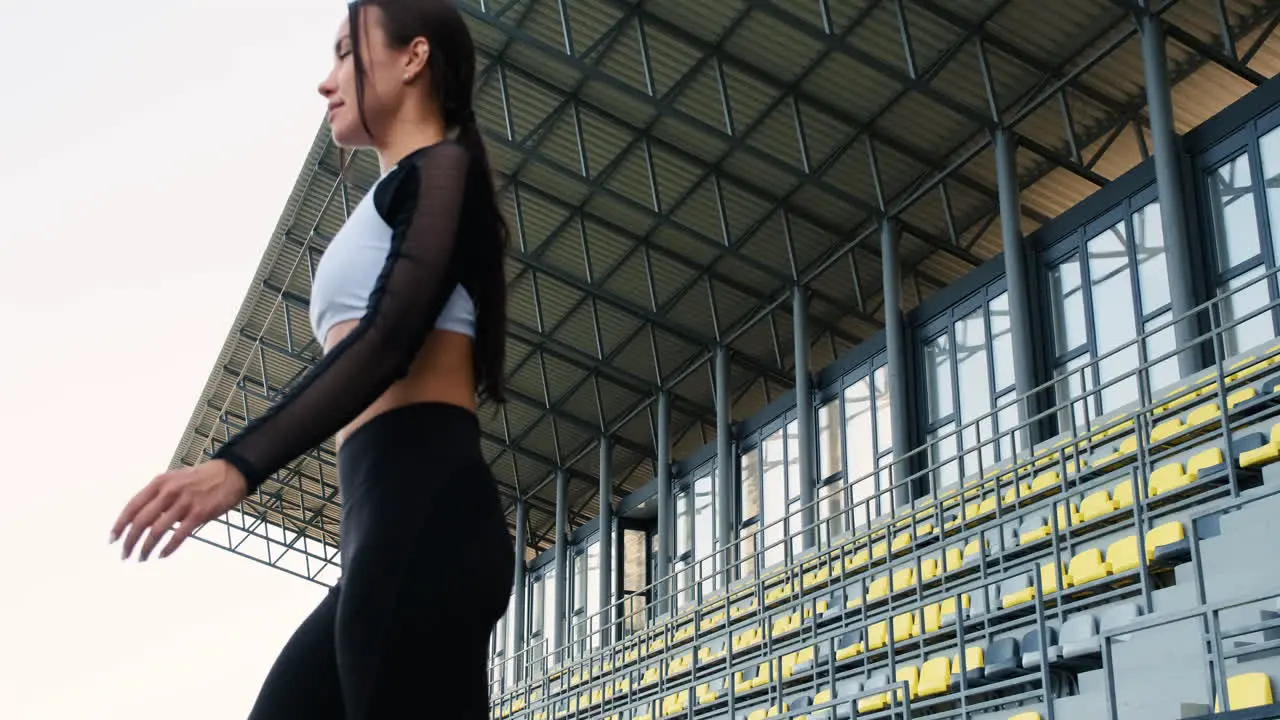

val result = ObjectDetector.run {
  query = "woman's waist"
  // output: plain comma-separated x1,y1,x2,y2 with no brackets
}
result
337,400,482,463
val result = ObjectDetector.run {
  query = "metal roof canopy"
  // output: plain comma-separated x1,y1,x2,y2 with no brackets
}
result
170,0,1279,584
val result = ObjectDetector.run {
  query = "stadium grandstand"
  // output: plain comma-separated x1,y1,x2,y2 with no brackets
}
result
168,0,1280,717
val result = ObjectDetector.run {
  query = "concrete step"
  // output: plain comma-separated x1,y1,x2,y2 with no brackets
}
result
1051,691,1106,719
1108,617,1212,720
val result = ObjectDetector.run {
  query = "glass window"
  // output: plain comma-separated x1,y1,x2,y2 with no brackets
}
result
1223,266,1272,356
693,472,716,597
818,400,842,480
1049,256,1087,355
989,292,1014,391
1086,221,1140,412
1262,128,1280,265
1047,195,1175,429
921,283,1017,493
924,334,953,421
1205,126,1280,355
844,376,876,527
761,427,786,568
586,540,600,648
1208,153,1263,271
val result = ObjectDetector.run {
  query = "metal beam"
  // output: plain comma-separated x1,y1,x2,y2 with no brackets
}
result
655,391,673,616
793,285,816,550
1139,8,1201,378
553,468,569,662
715,345,735,586
993,127,1040,444
880,218,912,509
598,437,614,647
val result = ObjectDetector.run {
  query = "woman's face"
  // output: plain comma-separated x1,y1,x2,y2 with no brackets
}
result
318,6,420,148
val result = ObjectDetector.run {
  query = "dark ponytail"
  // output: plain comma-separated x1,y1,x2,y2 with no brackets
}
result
453,111,510,405
350,0,509,404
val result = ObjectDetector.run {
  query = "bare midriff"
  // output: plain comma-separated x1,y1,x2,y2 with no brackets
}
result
324,319,477,447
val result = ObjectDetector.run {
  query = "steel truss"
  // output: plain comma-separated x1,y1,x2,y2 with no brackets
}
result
170,0,1279,583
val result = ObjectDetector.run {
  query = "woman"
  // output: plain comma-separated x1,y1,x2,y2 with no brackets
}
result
109,1,516,716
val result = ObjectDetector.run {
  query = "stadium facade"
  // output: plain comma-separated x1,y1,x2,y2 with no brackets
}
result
169,0,1280,717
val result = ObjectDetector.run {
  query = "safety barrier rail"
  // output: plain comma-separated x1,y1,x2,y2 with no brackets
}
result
488,256,1280,718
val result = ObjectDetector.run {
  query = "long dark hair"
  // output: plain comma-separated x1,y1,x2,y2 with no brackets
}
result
348,0,508,404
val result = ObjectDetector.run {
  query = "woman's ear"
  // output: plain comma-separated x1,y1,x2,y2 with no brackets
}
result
403,37,431,83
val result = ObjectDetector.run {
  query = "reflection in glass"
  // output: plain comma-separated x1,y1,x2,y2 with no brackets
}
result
989,292,1014,391
1133,201,1169,313
844,377,875,528
693,473,715,596
1049,256,1086,355
1223,266,1273,356
818,401,842,480
925,334,953,421
818,481,844,542
1262,127,1280,266
1144,313,1179,392
761,428,786,568
1087,221,1139,413
1208,153,1263,271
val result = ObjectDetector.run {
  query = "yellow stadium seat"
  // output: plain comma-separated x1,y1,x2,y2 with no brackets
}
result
920,556,941,582
1110,521,1185,574
891,566,916,592
1186,447,1225,482
834,634,863,661
892,611,917,643
922,602,943,634
944,545,965,573
1068,547,1111,585
918,656,951,697
1080,488,1117,522
866,620,888,651
1241,424,1280,468
1113,477,1136,509
866,575,891,602
1214,672,1274,711
1150,416,1185,443
1149,461,1191,497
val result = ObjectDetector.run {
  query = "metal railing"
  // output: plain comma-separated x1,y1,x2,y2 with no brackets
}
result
488,261,1280,718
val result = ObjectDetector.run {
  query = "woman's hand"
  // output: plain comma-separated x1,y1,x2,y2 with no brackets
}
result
110,459,248,562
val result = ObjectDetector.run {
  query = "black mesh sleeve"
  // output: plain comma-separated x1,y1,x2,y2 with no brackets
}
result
212,141,471,491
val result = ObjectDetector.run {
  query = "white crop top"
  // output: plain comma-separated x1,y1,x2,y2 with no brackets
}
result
212,141,499,492
310,171,475,344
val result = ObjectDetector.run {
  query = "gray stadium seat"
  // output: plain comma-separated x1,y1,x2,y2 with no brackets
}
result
1021,626,1060,668
1100,601,1144,642
832,676,864,720
985,637,1021,679
1059,612,1100,659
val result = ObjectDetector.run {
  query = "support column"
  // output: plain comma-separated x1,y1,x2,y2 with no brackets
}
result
1140,7,1199,377
715,346,735,586
655,390,673,617
994,127,1041,449
553,468,569,663
881,218,913,508
793,285,817,550
511,498,528,681
598,437,614,646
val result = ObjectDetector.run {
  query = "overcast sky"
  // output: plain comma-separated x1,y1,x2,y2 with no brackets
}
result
0,1,350,717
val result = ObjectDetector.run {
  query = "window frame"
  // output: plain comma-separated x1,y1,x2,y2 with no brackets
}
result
917,278,1017,491
1196,105,1280,347
1040,182,1173,425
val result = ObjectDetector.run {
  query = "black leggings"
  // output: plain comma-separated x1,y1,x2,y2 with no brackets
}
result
247,403,515,719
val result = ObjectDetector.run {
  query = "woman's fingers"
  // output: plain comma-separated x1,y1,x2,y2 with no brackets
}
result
110,476,162,544
158,516,200,560
138,502,187,562
118,474,179,560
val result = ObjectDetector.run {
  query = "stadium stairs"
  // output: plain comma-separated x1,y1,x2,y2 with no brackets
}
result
491,339,1280,720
